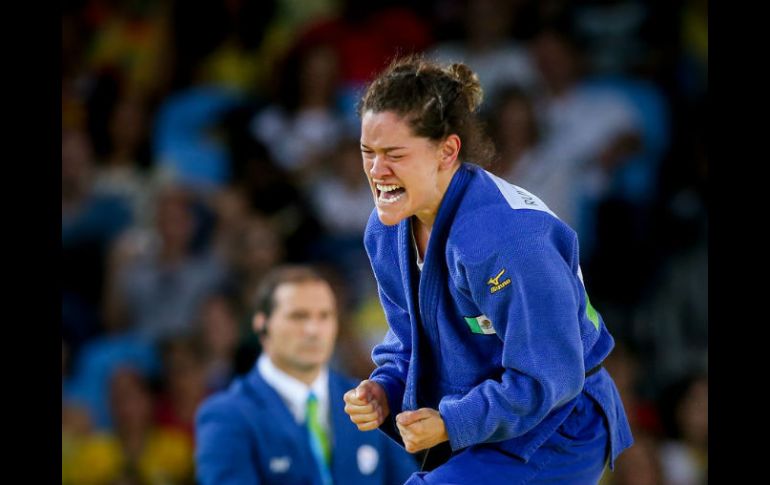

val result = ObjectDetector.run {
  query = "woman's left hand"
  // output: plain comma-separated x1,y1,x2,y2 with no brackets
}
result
395,408,449,453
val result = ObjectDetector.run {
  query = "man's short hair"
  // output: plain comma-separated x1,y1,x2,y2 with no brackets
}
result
252,265,330,319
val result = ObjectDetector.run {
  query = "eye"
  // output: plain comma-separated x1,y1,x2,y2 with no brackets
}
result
289,311,309,321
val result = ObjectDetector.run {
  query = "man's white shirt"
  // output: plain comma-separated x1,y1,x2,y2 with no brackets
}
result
257,353,331,435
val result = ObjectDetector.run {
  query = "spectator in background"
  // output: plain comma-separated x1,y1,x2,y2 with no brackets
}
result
63,126,133,356
218,213,284,313
530,23,642,261
289,0,432,129
308,136,374,237
225,133,325,263
64,366,194,485
65,180,222,434
209,185,253,260
250,41,345,178
155,335,210,443
197,291,243,393
488,85,582,228
530,20,641,163
566,1,673,314
110,366,194,484
63,331,160,432
64,216,161,432
195,265,418,484
307,136,375,298
103,183,228,342
489,76,666,317
152,85,244,190
429,0,541,111
91,90,155,229
578,70,671,321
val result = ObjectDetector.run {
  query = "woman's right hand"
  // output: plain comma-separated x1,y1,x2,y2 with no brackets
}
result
343,379,390,431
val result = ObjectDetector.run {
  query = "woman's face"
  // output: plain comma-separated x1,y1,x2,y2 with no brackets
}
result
360,110,447,226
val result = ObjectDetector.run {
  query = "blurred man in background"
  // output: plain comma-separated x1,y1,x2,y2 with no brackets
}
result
195,265,417,484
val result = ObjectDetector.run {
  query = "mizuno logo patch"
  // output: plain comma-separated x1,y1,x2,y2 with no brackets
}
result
487,269,512,293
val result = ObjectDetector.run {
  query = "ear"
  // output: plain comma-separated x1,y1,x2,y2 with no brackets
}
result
438,134,461,169
253,313,267,338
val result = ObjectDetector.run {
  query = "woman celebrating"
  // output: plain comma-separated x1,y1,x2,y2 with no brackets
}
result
343,55,633,484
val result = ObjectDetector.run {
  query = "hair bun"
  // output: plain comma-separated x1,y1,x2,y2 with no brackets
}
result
446,63,483,112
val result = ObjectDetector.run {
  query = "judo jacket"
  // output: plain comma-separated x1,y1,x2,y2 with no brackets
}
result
364,162,633,468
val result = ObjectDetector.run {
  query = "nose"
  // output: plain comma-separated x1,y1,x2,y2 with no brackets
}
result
368,154,391,179
303,317,325,337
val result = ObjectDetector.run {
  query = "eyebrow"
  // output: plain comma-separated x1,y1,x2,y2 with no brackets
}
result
360,143,407,152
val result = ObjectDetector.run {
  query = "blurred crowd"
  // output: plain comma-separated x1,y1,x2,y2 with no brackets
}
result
61,0,707,484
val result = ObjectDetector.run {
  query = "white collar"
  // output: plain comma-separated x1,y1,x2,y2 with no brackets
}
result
257,353,330,430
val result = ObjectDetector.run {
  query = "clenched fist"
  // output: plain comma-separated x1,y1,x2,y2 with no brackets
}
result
343,380,390,431
396,408,449,453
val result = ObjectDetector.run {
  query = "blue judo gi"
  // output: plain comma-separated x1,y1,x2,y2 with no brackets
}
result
195,364,418,485
364,163,633,484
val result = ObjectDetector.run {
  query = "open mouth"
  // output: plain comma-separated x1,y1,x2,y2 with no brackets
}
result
376,183,406,205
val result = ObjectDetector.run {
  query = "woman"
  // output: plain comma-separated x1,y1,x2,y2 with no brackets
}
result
343,55,633,483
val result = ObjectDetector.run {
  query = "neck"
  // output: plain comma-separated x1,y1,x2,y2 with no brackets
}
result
414,162,460,230
269,355,322,386
414,210,436,231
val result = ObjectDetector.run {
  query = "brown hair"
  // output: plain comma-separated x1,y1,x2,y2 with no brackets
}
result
252,265,330,319
358,54,495,166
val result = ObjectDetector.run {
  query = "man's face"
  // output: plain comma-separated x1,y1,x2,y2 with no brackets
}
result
262,280,338,374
